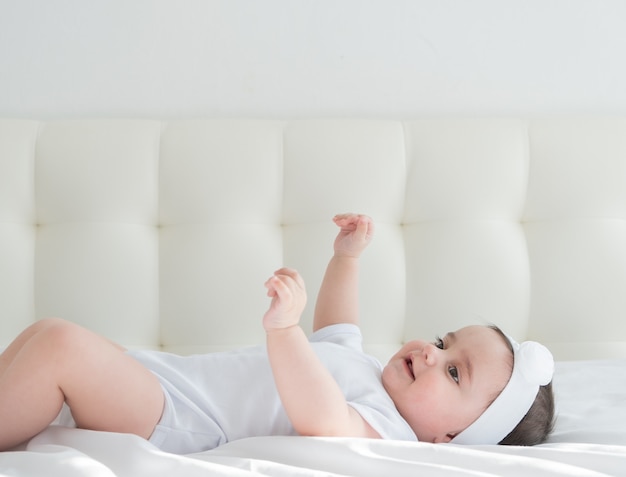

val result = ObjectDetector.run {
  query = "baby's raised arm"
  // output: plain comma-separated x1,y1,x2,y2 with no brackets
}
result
263,226,380,439
313,213,374,332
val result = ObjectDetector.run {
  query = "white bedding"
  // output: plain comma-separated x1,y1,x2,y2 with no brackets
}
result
1,360,625,477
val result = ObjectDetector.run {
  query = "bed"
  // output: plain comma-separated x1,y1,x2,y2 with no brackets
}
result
1,118,625,476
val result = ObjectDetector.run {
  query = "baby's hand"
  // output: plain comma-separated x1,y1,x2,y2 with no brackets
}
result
332,213,375,258
263,268,307,331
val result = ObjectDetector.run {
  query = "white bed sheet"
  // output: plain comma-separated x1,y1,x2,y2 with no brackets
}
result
1,360,625,477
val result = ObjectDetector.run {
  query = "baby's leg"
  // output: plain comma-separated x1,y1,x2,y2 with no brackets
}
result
0,318,164,450
0,318,82,376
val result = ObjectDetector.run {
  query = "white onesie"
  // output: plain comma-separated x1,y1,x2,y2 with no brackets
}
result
127,323,417,454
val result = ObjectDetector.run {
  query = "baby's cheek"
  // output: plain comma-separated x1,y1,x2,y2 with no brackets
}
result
381,363,399,391
411,373,450,407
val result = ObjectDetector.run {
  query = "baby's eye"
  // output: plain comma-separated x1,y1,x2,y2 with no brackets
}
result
448,366,459,383
434,336,444,349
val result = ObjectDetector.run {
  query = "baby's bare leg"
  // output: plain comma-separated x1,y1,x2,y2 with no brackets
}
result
0,318,64,376
0,318,164,450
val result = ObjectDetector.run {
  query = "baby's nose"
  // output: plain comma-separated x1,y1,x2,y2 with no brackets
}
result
422,343,440,366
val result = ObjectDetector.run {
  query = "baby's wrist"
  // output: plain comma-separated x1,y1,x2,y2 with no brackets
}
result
264,324,300,335
332,252,361,261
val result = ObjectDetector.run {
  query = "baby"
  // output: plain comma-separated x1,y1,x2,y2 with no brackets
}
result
0,213,555,453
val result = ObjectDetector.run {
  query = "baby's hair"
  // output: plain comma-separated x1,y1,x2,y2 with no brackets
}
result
488,325,556,446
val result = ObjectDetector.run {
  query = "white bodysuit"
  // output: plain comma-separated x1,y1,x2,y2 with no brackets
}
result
127,323,417,454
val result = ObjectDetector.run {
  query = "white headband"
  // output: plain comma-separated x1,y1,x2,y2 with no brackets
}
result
451,335,554,445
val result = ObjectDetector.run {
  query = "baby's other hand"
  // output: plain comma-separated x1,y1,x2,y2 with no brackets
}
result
263,268,307,331
332,213,375,258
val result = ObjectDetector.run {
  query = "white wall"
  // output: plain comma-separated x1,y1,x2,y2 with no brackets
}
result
1,0,626,118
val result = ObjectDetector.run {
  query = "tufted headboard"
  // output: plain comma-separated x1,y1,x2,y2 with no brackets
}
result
1,118,626,362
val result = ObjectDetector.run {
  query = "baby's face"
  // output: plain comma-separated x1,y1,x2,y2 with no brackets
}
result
382,325,512,443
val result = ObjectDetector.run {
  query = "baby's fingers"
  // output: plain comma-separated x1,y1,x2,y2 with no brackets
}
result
273,267,305,290
265,282,278,297
355,215,375,241
265,268,306,304
333,213,360,230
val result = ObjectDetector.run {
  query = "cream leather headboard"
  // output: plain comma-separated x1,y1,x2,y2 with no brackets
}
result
1,118,626,361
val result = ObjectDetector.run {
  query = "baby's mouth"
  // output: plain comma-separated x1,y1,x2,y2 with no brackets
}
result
405,357,415,379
